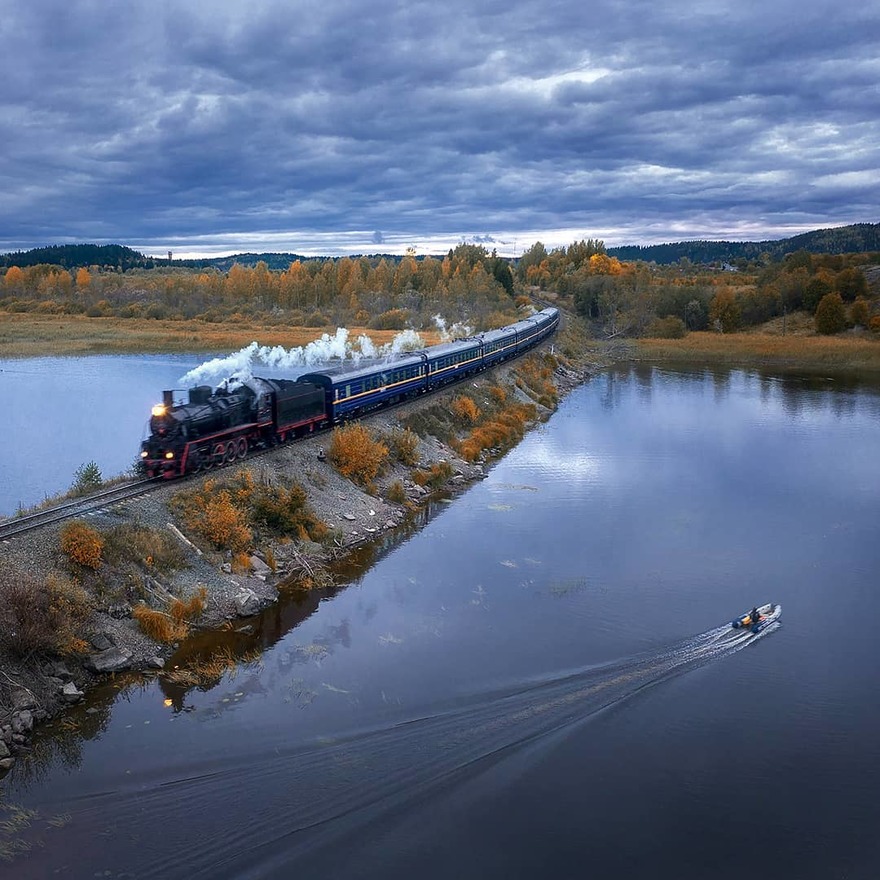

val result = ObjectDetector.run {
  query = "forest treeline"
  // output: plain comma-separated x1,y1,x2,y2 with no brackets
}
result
2,236,878,339
0,244,520,331
607,222,880,265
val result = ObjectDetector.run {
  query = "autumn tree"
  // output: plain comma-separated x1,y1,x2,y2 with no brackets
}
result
850,298,870,328
814,292,846,335
709,289,741,333
834,267,868,301
4,265,24,291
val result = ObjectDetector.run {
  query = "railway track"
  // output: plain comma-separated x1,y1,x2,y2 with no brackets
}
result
0,478,162,542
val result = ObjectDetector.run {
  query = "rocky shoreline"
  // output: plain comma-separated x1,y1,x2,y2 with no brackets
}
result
0,338,597,774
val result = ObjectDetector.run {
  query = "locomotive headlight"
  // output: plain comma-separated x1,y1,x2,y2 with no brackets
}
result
140,451,148,458
151,404,167,417
165,452,174,459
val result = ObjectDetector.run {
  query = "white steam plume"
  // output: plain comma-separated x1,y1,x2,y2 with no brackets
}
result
179,327,426,387
432,314,473,342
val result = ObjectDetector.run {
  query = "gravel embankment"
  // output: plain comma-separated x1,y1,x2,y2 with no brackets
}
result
0,346,594,770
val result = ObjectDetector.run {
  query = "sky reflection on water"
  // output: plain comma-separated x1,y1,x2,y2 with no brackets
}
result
3,363,880,879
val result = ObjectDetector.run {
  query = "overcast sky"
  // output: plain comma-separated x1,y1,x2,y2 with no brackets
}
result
1,0,878,258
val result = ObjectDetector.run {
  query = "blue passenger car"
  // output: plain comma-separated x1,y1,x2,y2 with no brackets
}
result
425,336,484,389
298,352,428,422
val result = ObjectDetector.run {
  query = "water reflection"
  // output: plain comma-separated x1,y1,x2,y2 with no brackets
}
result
2,365,880,880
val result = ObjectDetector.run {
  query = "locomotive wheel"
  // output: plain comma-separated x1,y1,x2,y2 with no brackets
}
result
224,441,237,463
213,443,226,466
236,438,248,459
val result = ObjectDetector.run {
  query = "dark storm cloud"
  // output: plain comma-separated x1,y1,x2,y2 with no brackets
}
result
1,0,877,255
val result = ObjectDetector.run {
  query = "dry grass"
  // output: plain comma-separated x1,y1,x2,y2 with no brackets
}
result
132,585,208,642
102,523,188,574
635,328,880,373
383,427,421,466
411,461,453,488
132,606,190,643
0,313,440,358
513,354,559,408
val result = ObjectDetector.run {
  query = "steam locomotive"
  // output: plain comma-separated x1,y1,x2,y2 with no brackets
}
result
140,307,559,478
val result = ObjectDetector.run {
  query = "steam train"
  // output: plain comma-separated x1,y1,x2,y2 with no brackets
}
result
140,307,559,478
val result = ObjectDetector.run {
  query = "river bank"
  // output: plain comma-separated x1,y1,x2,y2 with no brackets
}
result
0,312,439,358
0,320,599,772
634,324,880,375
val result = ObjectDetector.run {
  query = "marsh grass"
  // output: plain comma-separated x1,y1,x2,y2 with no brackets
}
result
636,329,880,373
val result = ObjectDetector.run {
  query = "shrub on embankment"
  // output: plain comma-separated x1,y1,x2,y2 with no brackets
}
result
0,570,91,657
328,422,390,490
169,469,327,549
132,586,207,643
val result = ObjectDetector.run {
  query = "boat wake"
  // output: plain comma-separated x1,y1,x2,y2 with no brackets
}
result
10,621,779,880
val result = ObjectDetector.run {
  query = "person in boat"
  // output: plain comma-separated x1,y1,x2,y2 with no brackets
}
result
751,606,761,625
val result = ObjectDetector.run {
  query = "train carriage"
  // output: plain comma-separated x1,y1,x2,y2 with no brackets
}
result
424,336,484,389
478,323,521,367
298,351,428,422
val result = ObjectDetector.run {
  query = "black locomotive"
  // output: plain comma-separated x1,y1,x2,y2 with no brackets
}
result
141,307,559,478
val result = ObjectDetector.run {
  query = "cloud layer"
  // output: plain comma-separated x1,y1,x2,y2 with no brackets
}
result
1,0,878,256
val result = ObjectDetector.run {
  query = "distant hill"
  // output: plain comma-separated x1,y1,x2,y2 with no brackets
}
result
3,222,878,271
0,243,151,270
607,222,880,265
175,252,311,271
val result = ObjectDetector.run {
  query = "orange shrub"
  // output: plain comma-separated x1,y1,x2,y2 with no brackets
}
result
514,355,558,408
201,493,252,551
451,395,481,424
170,479,253,552
329,422,389,487
60,520,104,569
459,403,536,462
488,384,507,404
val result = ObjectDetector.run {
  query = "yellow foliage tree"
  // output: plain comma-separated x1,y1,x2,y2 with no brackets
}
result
76,267,92,289
4,265,24,290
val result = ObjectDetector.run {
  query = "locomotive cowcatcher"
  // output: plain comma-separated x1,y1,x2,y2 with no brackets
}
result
140,377,326,478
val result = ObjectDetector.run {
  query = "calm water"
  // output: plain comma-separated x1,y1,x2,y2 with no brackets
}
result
2,364,880,879
0,355,206,515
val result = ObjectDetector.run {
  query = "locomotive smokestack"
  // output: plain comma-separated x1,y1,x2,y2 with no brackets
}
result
163,390,173,408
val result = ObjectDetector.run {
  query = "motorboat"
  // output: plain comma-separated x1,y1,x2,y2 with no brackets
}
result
731,602,781,634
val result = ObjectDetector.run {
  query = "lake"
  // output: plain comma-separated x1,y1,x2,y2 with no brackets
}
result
2,362,879,879
0,354,207,515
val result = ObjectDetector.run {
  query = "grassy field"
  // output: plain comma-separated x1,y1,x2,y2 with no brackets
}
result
635,328,880,374
0,313,439,358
